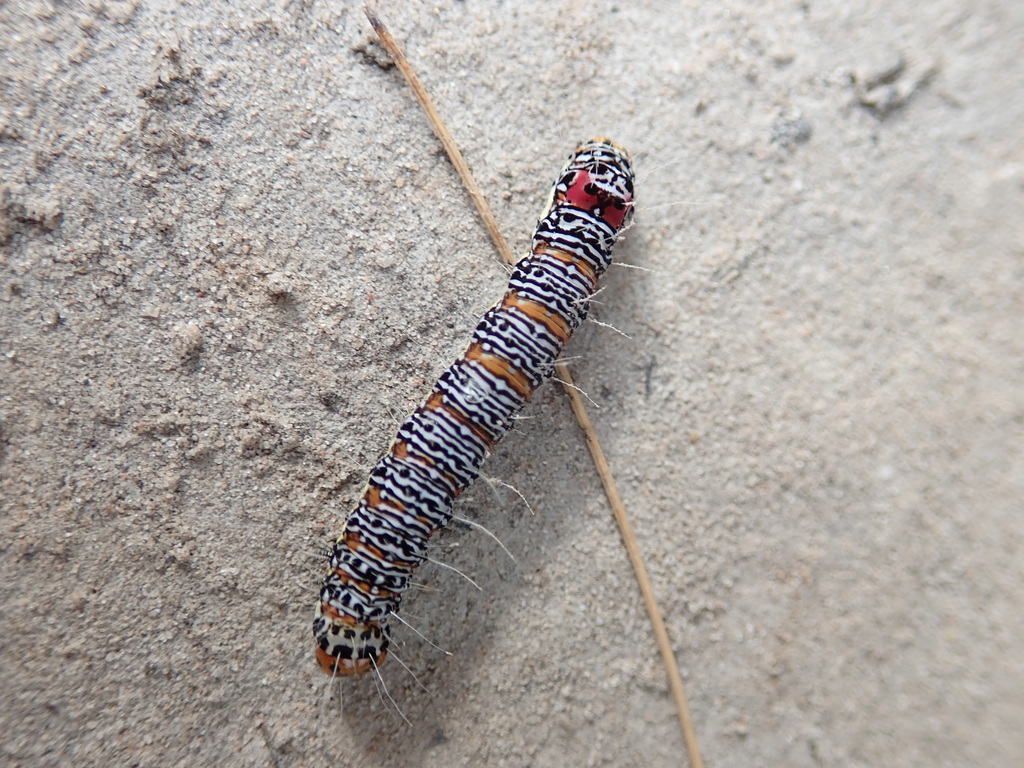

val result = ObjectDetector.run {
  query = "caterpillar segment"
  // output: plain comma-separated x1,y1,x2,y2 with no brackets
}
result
315,138,635,675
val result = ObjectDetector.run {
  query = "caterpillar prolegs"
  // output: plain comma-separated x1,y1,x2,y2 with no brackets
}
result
314,138,635,676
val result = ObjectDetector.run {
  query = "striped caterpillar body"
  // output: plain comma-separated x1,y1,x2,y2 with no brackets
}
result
314,138,635,676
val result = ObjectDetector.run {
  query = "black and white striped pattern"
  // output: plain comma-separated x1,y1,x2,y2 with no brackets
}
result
314,138,635,676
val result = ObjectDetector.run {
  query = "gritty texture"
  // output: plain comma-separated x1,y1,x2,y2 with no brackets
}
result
1,2,1022,767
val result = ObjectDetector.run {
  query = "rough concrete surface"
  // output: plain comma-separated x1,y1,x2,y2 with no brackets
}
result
2,1,1022,766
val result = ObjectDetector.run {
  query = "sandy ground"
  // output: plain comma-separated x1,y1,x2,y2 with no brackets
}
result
2,1,1022,766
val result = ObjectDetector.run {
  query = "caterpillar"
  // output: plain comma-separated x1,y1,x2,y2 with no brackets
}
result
314,138,635,676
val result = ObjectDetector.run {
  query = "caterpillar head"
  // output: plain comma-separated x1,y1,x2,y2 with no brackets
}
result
555,138,635,231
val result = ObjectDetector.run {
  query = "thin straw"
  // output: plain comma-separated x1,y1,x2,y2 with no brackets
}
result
365,9,704,767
